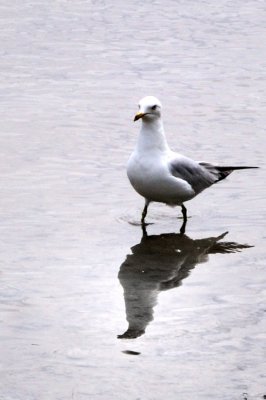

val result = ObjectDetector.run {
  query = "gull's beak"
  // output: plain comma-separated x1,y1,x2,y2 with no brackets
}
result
134,112,145,122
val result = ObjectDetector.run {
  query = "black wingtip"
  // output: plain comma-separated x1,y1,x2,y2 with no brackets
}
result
217,166,259,171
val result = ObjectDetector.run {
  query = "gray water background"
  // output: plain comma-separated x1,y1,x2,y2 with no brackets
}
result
0,1,266,399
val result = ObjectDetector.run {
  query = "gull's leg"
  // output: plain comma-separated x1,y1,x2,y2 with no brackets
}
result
180,204,187,234
141,223,148,238
181,204,187,221
141,200,150,225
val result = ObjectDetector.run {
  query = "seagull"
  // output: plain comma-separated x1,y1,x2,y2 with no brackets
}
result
127,96,258,233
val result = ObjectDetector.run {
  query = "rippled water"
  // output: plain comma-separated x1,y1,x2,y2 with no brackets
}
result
0,1,266,399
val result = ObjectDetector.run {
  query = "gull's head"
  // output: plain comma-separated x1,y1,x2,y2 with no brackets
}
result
134,96,162,122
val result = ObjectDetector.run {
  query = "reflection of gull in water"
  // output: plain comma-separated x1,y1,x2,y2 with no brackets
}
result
118,230,252,339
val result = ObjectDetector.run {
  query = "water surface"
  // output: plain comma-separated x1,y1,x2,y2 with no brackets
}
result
0,1,265,399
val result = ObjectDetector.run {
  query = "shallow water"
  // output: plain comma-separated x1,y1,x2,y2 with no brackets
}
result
0,1,266,399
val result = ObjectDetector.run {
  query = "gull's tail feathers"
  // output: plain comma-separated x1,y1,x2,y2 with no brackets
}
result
199,162,258,183
215,165,259,182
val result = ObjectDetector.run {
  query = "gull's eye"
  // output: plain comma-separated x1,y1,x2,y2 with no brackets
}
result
151,105,157,110
138,104,140,109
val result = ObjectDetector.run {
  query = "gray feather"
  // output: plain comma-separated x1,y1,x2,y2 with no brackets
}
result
169,158,258,195
169,158,218,194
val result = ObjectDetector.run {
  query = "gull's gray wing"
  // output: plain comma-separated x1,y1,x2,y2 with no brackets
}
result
169,156,230,195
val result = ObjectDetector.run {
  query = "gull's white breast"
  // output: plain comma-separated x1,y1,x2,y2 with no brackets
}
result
127,150,194,205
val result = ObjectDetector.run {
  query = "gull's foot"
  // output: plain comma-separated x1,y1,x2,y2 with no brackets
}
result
117,328,145,339
179,221,187,235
